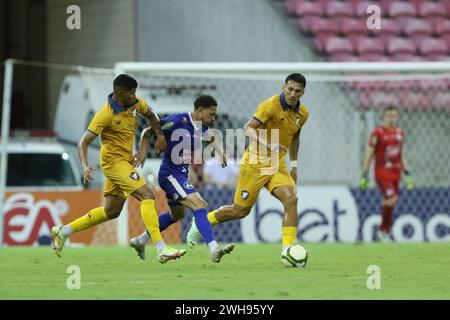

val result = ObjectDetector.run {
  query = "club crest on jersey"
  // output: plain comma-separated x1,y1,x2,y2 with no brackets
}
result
296,118,300,126
130,108,137,118
183,182,194,189
241,190,249,200
130,172,140,180
182,117,187,123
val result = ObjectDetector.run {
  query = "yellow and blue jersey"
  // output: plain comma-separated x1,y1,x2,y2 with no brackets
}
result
88,94,149,167
243,93,309,167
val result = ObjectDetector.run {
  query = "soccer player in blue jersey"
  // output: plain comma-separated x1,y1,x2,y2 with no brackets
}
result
129,95,235,263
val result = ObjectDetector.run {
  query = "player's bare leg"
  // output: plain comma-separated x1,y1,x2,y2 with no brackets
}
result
187,203,250,248
378,195,398,242
183,193,234,263
272,185,308,267
131,185,186,263
52,195,125,257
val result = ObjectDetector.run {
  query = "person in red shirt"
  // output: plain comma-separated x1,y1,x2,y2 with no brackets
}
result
360,106,414,242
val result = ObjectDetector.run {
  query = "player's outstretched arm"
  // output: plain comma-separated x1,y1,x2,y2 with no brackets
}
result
289,130,301,183
144,108,167,154
77,130,98,184
360,145,375,190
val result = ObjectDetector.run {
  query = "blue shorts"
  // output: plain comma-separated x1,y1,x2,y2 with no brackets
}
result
158,171,198,206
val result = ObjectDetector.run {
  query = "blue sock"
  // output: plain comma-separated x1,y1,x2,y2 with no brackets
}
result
146,211,174,234
193,208,214,244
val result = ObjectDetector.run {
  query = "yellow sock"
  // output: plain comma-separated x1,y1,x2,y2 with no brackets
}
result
69,207,109,233
282,226,297,247
207,210,220,226
141,199,163,243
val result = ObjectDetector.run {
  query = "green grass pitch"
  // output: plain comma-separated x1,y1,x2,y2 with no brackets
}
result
1,243,449,299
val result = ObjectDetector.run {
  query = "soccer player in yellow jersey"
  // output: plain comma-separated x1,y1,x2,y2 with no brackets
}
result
187,73,309,263
51,74,186,263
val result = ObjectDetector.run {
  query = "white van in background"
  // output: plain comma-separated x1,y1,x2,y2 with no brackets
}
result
5,131,83,190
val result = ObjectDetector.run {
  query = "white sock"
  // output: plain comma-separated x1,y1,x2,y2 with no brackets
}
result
60,225,73,238
137,231,151,245
155,240,166,254
208,241,219,254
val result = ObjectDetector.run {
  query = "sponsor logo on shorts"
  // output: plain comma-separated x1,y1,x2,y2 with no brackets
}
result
241,190,249,200
130,172,140,180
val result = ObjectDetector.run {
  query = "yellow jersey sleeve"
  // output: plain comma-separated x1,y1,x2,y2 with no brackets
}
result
253,101,276,124
135,96,149,115
87,105,112,135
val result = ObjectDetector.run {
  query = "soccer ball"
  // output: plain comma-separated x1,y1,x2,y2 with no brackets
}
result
281,244,308,268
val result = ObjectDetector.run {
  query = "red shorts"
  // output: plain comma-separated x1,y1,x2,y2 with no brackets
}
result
376,179,400,199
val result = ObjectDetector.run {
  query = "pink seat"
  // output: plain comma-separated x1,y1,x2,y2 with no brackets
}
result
291,1,324,17
357,53,389,62
325,1,354,18
432,91,450,109
399,92,433,110
368,91,401,108
297,16,322,33
443,34,450,48
417,79,448,91
418,38,448,56
384,80,416,91
354,37,385,55
425,54,450,61
324,37,354,55
418,1,447,18
309,17,339,34
433,19,450,36
309,18,339,51
387,53,422,61
386,37,417,55
387,1,417,18
403,18,433,42
354,0,384,18
387,1,418,28
371,18,401,42
340,18,369,38
328,53,359,62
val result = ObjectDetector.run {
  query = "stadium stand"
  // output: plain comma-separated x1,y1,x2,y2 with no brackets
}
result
279,0,450,108
283,0,450,62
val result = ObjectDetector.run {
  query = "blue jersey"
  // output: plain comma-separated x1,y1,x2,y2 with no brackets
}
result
159,112,208,176
158,112,208,205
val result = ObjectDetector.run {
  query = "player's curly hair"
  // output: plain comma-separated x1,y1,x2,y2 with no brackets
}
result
113,74,138,90
194,95,217,109
285,73,306,88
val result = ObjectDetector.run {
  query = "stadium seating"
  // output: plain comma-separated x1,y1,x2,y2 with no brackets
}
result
286,0,450,62
277,0,450,108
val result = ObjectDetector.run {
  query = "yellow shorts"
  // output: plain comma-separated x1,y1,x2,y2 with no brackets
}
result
102,160,146,199
233,162,295,208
